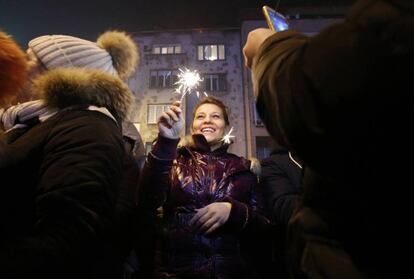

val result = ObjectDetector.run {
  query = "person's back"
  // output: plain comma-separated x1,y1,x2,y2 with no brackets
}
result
289,1,413,276
0,87,127,279
261,148,302,226
260,148,302,278
244,0,413,277
0,30,139,279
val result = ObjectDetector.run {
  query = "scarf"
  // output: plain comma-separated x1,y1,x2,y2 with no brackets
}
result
0,100,58,132
0,100,117,133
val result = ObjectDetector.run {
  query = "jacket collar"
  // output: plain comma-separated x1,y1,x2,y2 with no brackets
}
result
32,68,133,120
179,134,230,155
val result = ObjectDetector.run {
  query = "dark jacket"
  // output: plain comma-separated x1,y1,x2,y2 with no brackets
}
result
253,0,413,277
260,149,302,226
0,68,133,279
137,134,270,278
259,149,302,279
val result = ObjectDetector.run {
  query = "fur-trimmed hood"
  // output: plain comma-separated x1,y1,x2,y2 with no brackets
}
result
32,68,133,120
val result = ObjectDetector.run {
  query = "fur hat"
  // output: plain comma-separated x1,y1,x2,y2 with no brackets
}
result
0,31,28,106
28,30,139,80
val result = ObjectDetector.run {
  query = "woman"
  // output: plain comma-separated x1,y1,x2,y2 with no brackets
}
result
0,30,138,279
137,97,270,278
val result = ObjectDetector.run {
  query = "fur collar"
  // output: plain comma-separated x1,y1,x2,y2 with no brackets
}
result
32,68,133,120
177,134,261,176
178,134,229,154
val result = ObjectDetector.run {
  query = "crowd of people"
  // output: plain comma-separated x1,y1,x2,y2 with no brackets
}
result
1,0,412,278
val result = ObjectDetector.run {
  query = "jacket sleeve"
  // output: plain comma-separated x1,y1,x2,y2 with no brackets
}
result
252,19,373,166
223,170,271,234
252,29,309,151
136,134,180,211
0,111,124,278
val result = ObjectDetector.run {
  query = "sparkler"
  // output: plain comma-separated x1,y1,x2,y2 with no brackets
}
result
174,67,207,102
221,126,235,144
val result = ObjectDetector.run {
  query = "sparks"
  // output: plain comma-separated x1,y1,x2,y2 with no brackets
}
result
221,126,235,144
174,67,207,102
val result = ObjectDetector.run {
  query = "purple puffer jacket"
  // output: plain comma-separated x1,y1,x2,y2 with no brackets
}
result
137,134,270,278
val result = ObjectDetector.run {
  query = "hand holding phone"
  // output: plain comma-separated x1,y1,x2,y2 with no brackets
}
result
262,5,289,32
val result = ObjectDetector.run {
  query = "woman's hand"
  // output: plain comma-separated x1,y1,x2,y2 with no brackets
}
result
189,202,232,235
242,28,275,69
158,101,184,139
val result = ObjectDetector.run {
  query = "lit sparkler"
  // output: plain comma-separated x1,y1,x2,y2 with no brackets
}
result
221,126,235,144
174,67,207,102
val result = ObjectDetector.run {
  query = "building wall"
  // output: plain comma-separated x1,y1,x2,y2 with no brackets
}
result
127,29,248,157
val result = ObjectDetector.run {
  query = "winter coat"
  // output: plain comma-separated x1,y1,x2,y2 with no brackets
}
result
252,0,413,277
260,149,302,226
137,134,270,278
259,149,302,278
0,68,133,279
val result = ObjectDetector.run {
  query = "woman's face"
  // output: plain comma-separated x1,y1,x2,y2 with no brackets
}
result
192,103,227,149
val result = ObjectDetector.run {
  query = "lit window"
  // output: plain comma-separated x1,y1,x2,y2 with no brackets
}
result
197,44,225,61
145,142,153,154
252,102,263,127
153,47,161,54
256,136,273,161
147,104,170,124
152,44,182,55
218,45,225,60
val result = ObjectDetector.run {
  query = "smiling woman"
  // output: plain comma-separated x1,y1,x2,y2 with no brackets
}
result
136,96,271,278
191,97,229,151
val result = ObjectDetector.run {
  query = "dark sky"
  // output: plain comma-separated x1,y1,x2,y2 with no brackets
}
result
0,0,354,46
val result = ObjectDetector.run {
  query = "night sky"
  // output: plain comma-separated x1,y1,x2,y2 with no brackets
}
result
0,0,354,46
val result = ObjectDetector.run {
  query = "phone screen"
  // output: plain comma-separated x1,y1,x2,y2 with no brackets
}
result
263,6,289,32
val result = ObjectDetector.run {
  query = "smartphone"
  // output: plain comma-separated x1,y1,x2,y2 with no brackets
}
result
262,5,289,32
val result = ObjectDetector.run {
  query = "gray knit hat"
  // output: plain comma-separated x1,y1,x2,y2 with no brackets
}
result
28,30,139,79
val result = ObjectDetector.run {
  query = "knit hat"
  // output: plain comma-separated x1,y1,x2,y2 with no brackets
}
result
28,30,139,80
0,31,28,106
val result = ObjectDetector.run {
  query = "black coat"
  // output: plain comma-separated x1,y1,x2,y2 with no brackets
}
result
252,0,413,277
260,150,302,226
0,68,133,279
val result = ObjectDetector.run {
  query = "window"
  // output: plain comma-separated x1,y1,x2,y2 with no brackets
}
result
197,44,225,61
252,102,263,126
201,74,226,92
152,44,182,55
150,70,179,88
256,136,273,161
147,104,170,124
145,142,153,155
